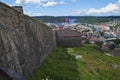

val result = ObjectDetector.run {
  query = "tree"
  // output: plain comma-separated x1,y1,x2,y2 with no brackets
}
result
113,39,120,48
109,44,115,50
96,41,103,47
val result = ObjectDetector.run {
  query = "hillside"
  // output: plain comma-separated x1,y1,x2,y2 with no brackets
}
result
28,44,120,80
32,16,120,23
32,16,65,22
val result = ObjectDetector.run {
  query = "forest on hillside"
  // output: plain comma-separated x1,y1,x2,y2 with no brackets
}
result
32,16,120,23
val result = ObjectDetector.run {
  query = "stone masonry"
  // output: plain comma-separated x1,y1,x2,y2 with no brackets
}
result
0,2,56,79
12,6,23,13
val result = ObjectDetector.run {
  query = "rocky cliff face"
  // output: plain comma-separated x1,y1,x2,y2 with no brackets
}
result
0,2,56,79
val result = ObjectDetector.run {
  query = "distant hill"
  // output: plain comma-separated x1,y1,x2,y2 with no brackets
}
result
32,16,65,22
32,16,120,23
28,44,120,80
75,16,120,24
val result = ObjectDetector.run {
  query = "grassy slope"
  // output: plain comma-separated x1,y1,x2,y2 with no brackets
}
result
28,44,120,80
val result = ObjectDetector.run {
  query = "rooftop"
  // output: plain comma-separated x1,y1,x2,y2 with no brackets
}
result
55,29,82,37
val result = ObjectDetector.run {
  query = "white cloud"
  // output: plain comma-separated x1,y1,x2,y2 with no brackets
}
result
59,1,66,4
15,0,66,7
24,10,31,15
69,10,87,16
70,1,120,16
15,0,21,4
24,10,45,16
42,1,57,7
15,0,42,4
25,0,41,4
87,3,119,14
118,0,120,2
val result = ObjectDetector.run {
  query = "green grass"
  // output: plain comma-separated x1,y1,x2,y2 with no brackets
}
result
27,44,120,80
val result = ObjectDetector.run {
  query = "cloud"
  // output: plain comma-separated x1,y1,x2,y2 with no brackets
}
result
15,0,21,4
70,1,120,16
24,10,31,15
15,0,41,4
87,3,119,14
118,0,120,2
69,10,87,16
24,10,45,16
59,1,66,4
42,1,57,7
15,0,67,7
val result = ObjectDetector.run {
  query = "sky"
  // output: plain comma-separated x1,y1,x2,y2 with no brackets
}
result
1,0,120,16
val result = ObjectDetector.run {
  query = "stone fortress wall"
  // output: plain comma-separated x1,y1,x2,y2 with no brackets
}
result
0,2,56,79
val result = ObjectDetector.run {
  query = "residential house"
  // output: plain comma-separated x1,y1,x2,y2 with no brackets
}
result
55,29,84,47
